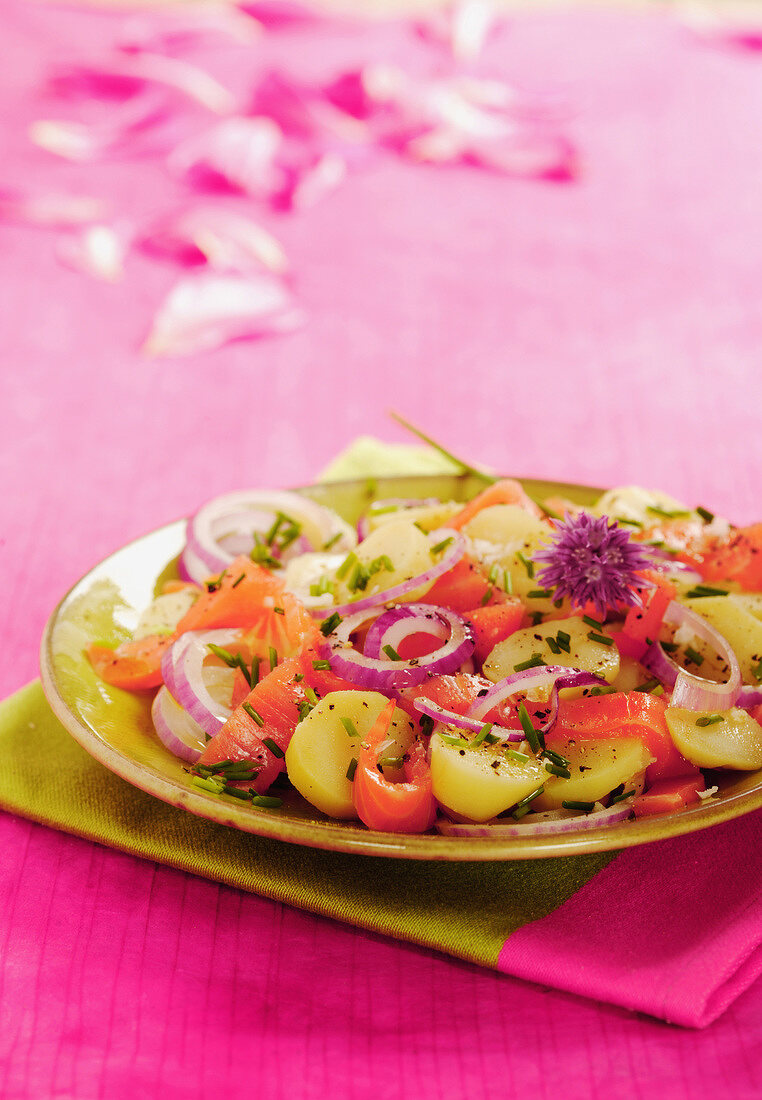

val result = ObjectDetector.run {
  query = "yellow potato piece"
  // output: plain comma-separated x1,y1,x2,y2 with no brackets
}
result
679,596,762,685
335,518,435,604
533,738,653,811
483,615,620,688
429,730,546,823
285,690,416,819
365,500,461,534
665,707,762,770
463,505,557,615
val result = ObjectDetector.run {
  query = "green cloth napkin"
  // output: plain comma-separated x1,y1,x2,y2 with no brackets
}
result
0,681,613,968
0,439,614,968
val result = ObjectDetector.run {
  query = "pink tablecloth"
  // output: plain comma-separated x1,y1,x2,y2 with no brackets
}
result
2,2,762,1095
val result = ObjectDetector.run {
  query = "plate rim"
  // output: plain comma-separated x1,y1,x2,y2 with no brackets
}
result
39,473,762,861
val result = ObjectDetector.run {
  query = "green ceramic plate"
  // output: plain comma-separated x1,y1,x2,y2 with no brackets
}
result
40,474,762,861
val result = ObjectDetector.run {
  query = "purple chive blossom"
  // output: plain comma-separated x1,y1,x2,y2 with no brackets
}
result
532,512,656,617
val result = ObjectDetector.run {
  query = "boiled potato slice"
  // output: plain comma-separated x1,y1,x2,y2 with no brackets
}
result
678,596,762,685
592,486,692,526
463,505,558,615
611,655,650,693
334,518,435,604
365,500,461,534
483,615,620,688
285,690,416,818
533,738,653,811
665,707,762,770
429,730,546,822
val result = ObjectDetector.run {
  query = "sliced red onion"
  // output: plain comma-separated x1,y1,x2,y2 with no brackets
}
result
161,628,242,736
151,686,208,763
466,667,607,729
436,799,633,837
363,603,449,658
322,604,474,693
642,601,741,712
412,698,525,741
738,686,762,710
312,527,465,619
181,488,356,583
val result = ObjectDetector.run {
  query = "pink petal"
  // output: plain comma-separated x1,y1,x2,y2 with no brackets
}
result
168,117,286,197
0,190,110,227
284,151,346,210
116,5,262,54
139,207,289,274
143,271,304,357
237,0,322,30
467,130,577,180
414,0,501,64
56,225,127,282
30,88,176,161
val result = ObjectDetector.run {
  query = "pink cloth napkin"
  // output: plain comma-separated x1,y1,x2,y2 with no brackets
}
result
3,0,762,1092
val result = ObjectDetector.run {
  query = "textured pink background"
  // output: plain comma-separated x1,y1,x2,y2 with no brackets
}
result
2,2,762,1095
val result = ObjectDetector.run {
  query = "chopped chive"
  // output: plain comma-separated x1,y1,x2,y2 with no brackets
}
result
312,659,331,671
753,659,762,683
582,615,604,630
250,656,261,687
695,713,724,727
587,631,615,646
513,654,546,672
512,784,545,816
661,641,679,653
528,611,543,626
685,584,729,598
223,784,253,801
264,513,285,546
610,787,635,804
382,644,402,661
206,570,226,592
469,723,493,749
293,672,304,682
588,685,617,696
250,794,282,809
323,531,343,551
516,551,535,579
262,736,284,758
268,646,279,668
304,687,319,706
684,645,704,666
487,563,501,585
207,643,251,686
505,748,529,764
242,702,264,727
297,701,313,721
273,606,285,616
369,502,402,515
346,758,358,781
320,612,343,636
480,586,494,607
562,800,596,812
378,756,404,769
528,589,553,600
555,631,571,653
545,763,571,779
512,804,532,820
231,573,246,588
541,747,570,768
191,776,224,794
503,570,513,595
335,551,357,581
340,716,359,738
438,733,466,746
618,518,643,528
517,703,543,752
647,505,691,519
430,536,454,556
696,506,715,524
546,636,562,655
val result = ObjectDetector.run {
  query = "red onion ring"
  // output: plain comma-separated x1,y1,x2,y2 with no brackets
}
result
411,698,525,741
363,603,449,659
436,799,633,837
641,601,741,712
311,527,466,619
466,667,608,730
151,685,208,763
161,627,242,736
181,489,356,584
322,603,474,693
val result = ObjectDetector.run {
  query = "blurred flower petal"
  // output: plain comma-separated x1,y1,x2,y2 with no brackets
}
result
408,125,577,180
51,55,236,115
56,224,127,282
143,270,304,357
677,1,762,50
168,116,285,196
116,4,262,54
139,206,289,273
287,151,346,209
0,190,110,227
414,0,500,64
30,89,173,160
237,0,323,30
